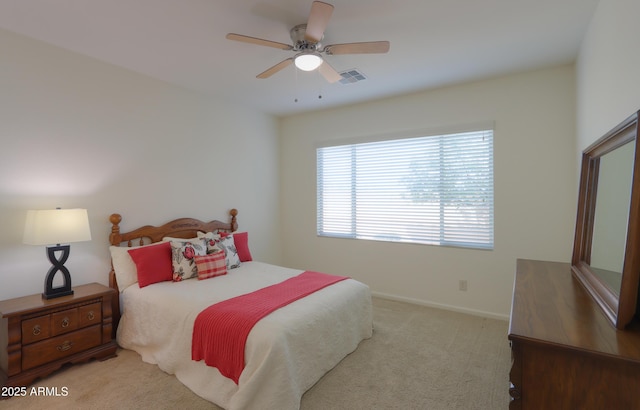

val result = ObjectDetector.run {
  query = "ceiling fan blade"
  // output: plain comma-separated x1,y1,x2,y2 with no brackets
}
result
324,41,390,55
305,1,334,43
257,58,294,79
318,60,342,83
226,33,293,50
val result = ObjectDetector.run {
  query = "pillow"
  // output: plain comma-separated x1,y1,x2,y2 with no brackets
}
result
110,242,170,291
220,231,253,262
194,252,228,280
197,231,225,255
234,232,253,262
213,235,241,269
198,231,240,269
110,246,138,291
127,241,173,288
170,240,207,281
197,231,220,251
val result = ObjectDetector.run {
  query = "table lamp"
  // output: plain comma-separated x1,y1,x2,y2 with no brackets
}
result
23,208,92,299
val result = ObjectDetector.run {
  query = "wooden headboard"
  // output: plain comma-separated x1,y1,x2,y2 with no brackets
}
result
107,209,238,335
109,209,238,248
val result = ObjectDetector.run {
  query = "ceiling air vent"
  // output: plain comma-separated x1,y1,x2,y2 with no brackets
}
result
339,69,367,84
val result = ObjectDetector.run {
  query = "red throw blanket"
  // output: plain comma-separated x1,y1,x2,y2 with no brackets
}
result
191,271,349,384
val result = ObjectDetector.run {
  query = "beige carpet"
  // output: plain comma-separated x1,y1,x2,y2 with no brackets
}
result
2,297,511,409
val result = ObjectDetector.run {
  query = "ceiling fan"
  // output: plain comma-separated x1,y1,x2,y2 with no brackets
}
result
226,1,390,83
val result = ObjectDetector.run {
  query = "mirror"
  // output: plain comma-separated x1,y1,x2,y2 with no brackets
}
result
572,110,640,329
589,141,634,294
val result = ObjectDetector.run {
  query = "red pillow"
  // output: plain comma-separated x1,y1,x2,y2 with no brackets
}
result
128,242,173,288
195,252,227,280
220,231,253,262
232,232,253,262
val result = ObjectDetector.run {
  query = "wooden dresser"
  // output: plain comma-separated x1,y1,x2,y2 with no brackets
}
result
508,259,640,409
0,283,117,388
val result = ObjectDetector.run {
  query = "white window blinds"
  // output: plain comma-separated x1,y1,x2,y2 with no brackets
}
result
317,129,494,249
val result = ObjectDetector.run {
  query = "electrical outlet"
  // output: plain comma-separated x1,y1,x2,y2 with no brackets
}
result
459,280,468,291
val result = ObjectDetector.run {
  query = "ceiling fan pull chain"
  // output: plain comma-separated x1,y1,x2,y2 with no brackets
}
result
317,69,323,100
294,66,300,103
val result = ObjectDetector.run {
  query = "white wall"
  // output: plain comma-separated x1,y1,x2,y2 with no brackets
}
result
0,29,282,300
577,0,640,149
280,65,577,319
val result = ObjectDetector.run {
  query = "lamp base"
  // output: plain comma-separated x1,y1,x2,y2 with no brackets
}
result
43,288,74,300
42,244,74,300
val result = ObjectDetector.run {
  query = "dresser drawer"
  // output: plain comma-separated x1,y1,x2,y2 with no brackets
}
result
22,315,51,344
22,325,102,370
51,308,79,336
78,302,101,328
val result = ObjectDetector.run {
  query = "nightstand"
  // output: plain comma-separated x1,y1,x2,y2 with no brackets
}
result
0,283,117,388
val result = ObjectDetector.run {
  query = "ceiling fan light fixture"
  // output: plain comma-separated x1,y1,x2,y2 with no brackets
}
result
294,52,323,71
227,2,390,81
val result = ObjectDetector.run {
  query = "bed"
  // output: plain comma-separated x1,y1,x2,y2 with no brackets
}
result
107,209,373,410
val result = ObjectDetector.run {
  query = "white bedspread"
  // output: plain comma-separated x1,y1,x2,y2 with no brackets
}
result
117,261,373,410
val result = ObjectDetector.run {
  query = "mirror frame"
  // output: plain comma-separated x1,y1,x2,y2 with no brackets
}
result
572,111,640,329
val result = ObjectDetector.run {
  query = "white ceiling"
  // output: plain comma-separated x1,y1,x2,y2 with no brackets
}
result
0,0,599,117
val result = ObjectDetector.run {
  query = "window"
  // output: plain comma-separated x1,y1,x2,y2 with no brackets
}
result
316,129,494,249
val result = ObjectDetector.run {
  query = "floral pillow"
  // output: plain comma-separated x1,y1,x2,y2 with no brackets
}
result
197,231,220,251
214,235,241,269
220,231,253,262
198,232,240,269
170,239,207,281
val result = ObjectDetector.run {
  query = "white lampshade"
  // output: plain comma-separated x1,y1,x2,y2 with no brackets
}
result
294,52,323,71
24,209,92,246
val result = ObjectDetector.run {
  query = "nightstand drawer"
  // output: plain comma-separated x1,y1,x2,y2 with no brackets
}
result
78,302,101,328
22,324,102,370
22,316,51,344
51,308,79,336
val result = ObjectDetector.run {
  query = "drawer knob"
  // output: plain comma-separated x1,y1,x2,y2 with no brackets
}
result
32,325,41,336
87,311,95,321
61,317,70,328
57,341,73,352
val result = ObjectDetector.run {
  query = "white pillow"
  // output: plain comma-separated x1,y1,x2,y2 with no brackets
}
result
109,246,137,291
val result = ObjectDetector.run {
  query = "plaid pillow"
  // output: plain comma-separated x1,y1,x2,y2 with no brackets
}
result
195,252,228,280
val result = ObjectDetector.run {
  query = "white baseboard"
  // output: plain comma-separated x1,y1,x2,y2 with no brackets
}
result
371,291,510,322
